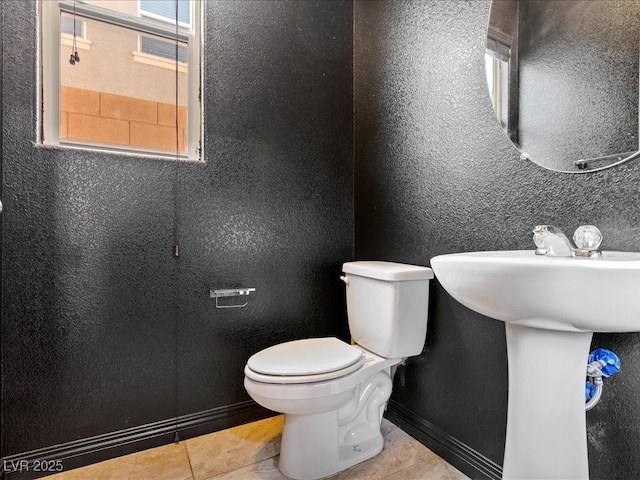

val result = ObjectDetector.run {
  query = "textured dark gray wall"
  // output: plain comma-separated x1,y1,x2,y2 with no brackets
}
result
354,1,640,478
1,0,352,457
0,0,3,460
518,0,639,171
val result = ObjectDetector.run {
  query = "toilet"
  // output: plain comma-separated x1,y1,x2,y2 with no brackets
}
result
244,261,433,480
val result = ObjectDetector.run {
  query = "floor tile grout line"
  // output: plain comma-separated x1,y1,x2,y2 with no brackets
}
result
203,455,281,480
182,431,282,478
377,458,424,479
201,454,281,480
378,457,442,480
182,440,197,480
181,416,284,479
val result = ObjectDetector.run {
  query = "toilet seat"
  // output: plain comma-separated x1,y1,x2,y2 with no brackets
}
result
245,337,366,384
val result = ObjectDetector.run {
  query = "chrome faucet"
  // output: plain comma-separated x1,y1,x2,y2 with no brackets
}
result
533,225,603,258
533,225,575,257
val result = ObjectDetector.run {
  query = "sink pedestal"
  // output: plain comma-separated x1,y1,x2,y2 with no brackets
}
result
430,250,640,479
503,323,592,480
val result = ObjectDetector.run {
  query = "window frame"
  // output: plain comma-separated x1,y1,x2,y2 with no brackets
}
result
60,14,91,52
138,0,193,30
60,14,86,39
134,34,189,72
486,25,518,143
485,53,508,126
40,0,202,161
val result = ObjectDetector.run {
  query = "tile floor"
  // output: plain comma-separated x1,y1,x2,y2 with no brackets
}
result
44,416,469,480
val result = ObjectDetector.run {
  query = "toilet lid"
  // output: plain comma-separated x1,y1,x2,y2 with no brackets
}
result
244,355,366,384
246,337,363,376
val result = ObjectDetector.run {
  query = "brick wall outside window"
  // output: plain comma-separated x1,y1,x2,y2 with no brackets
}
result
61,86,187,154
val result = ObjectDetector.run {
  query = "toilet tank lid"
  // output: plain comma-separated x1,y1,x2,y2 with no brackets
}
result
342,261,434,281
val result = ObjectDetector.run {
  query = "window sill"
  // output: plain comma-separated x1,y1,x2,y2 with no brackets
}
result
37,141,202,164
61,34,92,51
132,51,187,73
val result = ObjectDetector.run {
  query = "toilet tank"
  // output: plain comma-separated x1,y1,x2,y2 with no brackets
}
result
342,261,434,358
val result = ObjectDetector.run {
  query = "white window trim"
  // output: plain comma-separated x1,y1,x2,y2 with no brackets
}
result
133,51,188,73
138,1,193,30
61,34,92,51
41,0,202,162
134,35,188,72
60,16,88,38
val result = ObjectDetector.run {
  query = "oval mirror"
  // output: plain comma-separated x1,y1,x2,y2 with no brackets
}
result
485,0,640,173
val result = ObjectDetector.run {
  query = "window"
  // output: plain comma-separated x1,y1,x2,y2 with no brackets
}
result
41,0,201,160
486,27,513,130
60,15,84,38
140,36,188,63
60,12,91,52
140,0,191,27
485,53,509,127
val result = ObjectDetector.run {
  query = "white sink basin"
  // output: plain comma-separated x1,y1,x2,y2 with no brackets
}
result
430,250,640,480
431,250,640,333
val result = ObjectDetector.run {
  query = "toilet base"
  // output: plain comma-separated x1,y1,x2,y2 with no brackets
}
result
278,371,392,480
278,411,384,480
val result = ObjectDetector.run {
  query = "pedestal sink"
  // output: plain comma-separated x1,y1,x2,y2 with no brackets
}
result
430,250,640,480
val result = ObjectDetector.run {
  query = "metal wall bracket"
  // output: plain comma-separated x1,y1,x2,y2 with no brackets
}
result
210,288,256,308
573,150,639,170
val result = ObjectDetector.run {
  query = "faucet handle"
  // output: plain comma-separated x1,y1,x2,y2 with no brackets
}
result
532,225,548,255
573,225,603,258
573,225,603,249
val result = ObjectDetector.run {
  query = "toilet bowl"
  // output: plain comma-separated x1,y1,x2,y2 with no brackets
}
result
245,339,399,479
244,261,433,480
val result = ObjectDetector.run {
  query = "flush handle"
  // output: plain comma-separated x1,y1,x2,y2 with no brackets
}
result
340,276,349,284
